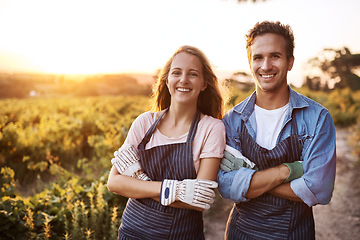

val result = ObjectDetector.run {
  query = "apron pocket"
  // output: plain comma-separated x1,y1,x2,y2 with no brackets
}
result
120,199,174,240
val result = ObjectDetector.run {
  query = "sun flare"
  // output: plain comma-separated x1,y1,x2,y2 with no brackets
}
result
0,0,155,75
0,0,359,86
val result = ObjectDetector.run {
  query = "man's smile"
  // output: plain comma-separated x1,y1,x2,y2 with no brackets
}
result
260,74,276,79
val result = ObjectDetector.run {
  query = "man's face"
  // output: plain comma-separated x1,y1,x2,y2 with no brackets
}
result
248,33,294,94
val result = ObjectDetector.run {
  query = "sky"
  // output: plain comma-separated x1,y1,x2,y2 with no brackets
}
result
0,0,359,86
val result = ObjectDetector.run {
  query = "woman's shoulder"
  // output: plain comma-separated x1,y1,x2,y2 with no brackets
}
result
201,114,223,123
197,115,226,150
131,111,155,129
134,111,152,121
133,110,169,127
200,114,225,129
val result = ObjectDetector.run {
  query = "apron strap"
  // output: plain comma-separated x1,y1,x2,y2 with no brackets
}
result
138,109,201,150
186,110,201,143
138,109,168,151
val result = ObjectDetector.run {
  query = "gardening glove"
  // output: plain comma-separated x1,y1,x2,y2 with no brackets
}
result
111,143,151,181
160,179,218,209
220,145,258,172
282,161,303,183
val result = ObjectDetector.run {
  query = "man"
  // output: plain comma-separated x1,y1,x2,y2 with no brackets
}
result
217,21,336,239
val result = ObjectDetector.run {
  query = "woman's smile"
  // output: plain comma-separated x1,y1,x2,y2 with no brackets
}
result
176,87,192,92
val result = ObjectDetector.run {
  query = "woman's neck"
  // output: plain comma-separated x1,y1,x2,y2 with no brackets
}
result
157,104,197,138
168,104,197,125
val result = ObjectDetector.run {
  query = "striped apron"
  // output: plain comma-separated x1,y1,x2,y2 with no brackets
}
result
118,109,205,240
226,115,315,240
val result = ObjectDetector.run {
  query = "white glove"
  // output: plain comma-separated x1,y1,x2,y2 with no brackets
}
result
220,145,258,172
111,143,151,181
160,179,218,209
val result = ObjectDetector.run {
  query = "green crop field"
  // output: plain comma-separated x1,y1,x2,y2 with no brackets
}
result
1,87,359,239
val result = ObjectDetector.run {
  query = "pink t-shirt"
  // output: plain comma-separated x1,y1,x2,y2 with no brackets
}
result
124,111,226,172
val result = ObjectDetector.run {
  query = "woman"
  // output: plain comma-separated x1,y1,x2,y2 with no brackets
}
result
107,45,226,239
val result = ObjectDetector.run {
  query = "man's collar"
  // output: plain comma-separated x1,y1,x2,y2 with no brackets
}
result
232,86,309,120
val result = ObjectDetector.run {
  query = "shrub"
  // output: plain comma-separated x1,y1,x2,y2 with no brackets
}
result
0,166,127,239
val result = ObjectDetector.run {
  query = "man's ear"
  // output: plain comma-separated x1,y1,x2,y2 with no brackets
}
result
288,56,295,71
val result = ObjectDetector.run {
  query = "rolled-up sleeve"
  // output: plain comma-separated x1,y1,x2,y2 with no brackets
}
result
218,107,256,203
291,110,336,207
217,168,256,203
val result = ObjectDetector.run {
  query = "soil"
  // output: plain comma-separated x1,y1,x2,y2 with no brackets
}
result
203,127,360,240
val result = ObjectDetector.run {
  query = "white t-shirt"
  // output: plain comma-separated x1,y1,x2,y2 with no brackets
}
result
254,103,289,150
124,111,226,172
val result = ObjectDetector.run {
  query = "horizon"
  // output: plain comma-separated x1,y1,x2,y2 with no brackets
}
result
0,0,359,88
0,69,238,87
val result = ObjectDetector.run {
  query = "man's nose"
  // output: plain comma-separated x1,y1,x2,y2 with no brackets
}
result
261,58,272,71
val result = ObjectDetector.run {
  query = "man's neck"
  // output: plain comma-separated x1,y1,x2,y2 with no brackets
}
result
255,87,290,110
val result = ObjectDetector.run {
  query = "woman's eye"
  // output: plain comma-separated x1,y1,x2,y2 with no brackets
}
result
172,71,181,76
189,72,198,77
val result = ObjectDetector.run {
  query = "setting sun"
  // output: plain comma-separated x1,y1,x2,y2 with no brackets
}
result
0,0,359,85
0,0,150,74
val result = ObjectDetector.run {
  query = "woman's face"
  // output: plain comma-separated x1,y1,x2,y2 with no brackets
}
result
166,52,206,106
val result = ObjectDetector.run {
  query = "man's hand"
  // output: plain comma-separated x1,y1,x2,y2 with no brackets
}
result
111,143,151,181
282,161,303,183
160,179,218,209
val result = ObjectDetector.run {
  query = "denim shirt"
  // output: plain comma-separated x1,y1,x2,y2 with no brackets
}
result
217,87,336,207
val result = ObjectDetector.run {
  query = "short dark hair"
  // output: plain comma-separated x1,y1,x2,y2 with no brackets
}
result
246,21,295,60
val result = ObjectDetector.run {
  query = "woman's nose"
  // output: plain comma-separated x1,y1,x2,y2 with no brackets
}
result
179,74,188,84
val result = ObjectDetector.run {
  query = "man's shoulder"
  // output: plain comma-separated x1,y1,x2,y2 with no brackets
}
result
290,90,334,130
225,95,253,116
290,89,329,113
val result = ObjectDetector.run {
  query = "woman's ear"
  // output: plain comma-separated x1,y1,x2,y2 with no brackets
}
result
201,82,208,91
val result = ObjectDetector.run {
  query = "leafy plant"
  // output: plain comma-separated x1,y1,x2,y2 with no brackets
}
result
0,166,126,239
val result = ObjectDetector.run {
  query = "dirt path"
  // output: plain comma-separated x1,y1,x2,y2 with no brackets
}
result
204,127,360,240
313,127,360,240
